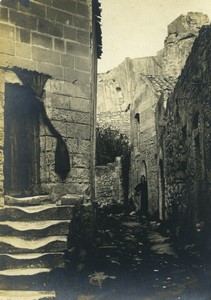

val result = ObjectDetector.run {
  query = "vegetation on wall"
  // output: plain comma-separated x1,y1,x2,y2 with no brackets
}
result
96,126,131,202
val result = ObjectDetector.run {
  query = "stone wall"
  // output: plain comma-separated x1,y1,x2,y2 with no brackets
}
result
163,25,211,227
95,157,124,205
0,0,97,199
97,111,130,137
130,75,177,216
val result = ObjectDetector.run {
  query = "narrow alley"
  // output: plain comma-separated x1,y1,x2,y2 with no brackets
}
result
50,205,211,300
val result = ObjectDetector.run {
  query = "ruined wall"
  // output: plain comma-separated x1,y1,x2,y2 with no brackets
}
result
0,0,96,199
164,25,211,227
158,12,209,77
97,56,163,137
95,157,124,205
97,111,130,137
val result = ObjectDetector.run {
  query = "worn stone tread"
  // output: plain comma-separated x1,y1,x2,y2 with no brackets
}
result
4,195,52,207
0,205,74,221
0,290,56,299
0,236,67,253
0,253,65,270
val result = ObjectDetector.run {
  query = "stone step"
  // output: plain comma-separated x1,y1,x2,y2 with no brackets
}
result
0,253,65,270
4,195,52,207
0,290,56,299
0,268,53,290
0,205,74,221
0,220,70,237
0,236,67,254
59,193,84,205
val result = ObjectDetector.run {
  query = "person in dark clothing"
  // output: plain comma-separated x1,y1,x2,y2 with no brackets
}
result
135,175,148,216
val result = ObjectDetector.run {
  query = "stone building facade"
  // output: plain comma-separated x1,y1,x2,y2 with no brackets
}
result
0,0,100,201
129,12,209,218
161,25,211,228
0,1,102,295
130,75,177,216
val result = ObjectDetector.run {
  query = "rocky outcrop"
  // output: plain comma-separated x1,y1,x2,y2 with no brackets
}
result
97,56,162,135
97,56,162,114
97,12,210,132
159,12,210,76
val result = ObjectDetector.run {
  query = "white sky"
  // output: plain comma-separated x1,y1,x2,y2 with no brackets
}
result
97,0,211,73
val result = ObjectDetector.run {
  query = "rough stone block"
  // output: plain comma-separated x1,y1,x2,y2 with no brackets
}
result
66,138,78,153
74,16,89,30
0,53,13,68
10,10,37,31
19,29,31,44
66,123,90,140
76,84,90,99
0,38,15,56
54,38,65,52
64,68,78,83
78,140,91,154
51,94,70,110
0,196,4,207
61,54,74,68
77,2,89,17
75,57,90,72
50,80,77,97
74,70,90,84
70,98,90,112
51,120,66,137
1,0,18,9
47,7,73,26
68,167,90,183
32,32,53,49
72,154,90,168
77,29,90,45
15,43,31,59
14,57,36,70
66,41,90,57
36,62,63,79
52,0,76,13
0,7,8,21
0,23,15,40
65,69,90,85
38,19,63,38
64,26,77,41
32,46,60,65
18,1,45,18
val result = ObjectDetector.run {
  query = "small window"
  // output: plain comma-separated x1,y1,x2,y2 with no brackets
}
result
134,113,140,124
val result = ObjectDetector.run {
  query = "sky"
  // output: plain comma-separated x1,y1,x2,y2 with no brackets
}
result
97,0,211,73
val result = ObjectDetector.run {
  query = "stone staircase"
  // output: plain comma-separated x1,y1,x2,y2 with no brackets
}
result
0,194,83,299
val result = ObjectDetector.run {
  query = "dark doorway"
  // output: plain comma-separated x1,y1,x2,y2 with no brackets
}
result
4,84,40,196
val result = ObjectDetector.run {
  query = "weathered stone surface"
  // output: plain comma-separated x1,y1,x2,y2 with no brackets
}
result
96,157,124,205
167,12,209,35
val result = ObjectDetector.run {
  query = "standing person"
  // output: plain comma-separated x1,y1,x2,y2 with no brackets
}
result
140,175,148,216
134,175,148,217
